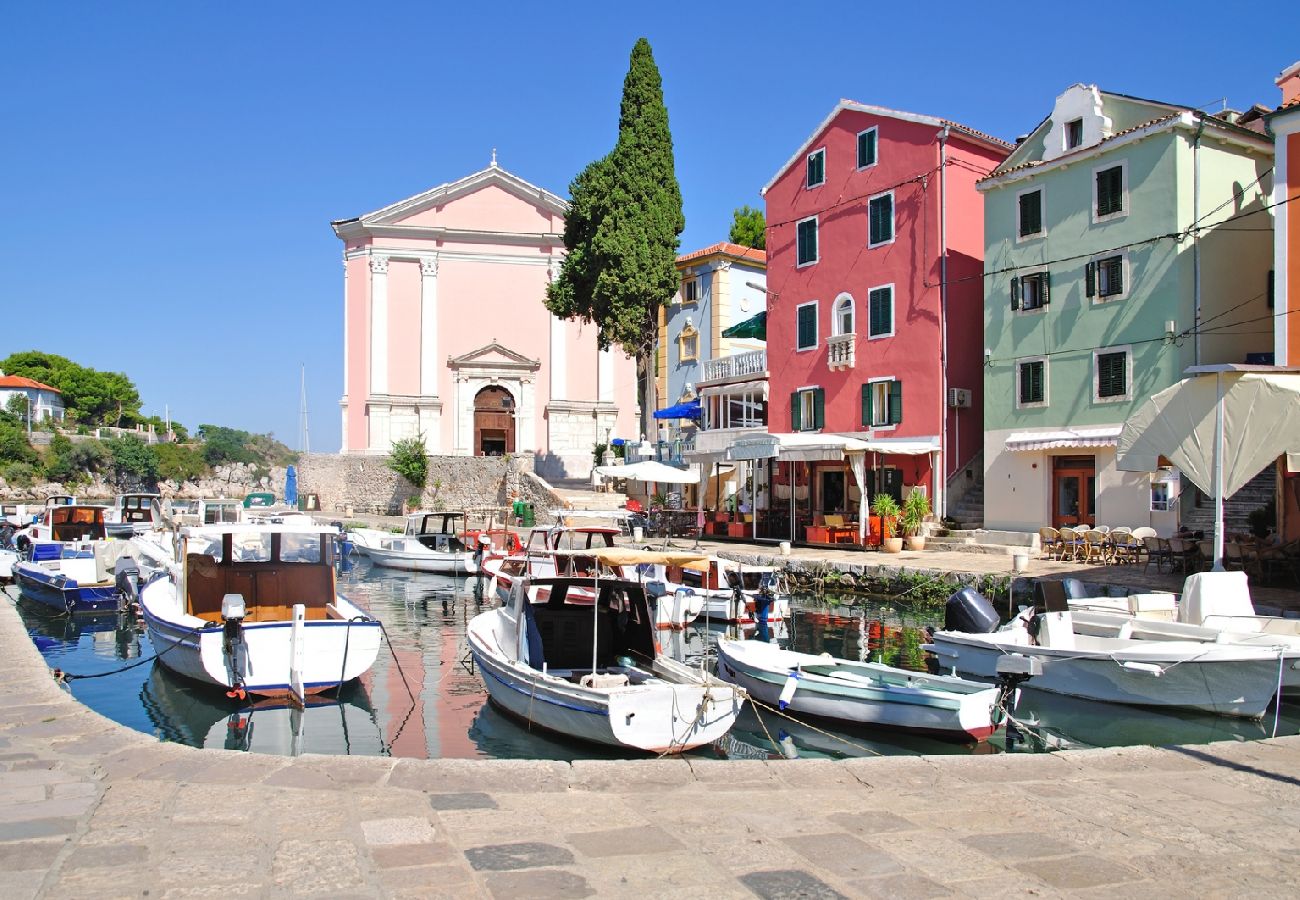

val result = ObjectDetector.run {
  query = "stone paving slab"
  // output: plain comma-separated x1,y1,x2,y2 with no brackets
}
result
1,597,1299,897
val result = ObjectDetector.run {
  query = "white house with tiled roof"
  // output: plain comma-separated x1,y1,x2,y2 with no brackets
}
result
0,372,64,422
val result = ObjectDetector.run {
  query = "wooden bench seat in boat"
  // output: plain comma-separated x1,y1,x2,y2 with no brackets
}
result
186,553,336,622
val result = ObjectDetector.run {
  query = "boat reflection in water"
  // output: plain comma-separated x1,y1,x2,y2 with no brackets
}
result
21,603,142,661
139,665,386,756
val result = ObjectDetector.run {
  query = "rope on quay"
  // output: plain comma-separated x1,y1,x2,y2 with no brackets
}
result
743,692,884,757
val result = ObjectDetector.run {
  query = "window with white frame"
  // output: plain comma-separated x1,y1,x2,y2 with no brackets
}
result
868,191,894,247
1017,188,1044,239
1011,271,1050,311
867,285,893,338
833,293,854,336
1086,253,1126,301
1065,118,1084,151
678,323,699,362
791,387,823,432
1017,357,1047,407
1093,161,1127,222
796,302,818,350
1094,347,1131,402
861,379,902,427
857,127,878,169
806,148,825,188
797,217,818,266
682,276,699,304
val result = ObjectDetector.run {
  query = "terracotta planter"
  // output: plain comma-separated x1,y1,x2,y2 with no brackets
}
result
882,537,904,553
905,536,925,551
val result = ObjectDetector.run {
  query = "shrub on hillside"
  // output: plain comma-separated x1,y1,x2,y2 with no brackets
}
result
1,462,38,488
387,434,429,490
104,435,159,481
0,420,39,466
154,443,207,483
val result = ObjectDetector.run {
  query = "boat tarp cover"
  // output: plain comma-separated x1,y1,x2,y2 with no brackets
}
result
589,547,710,570
1116,371,1300,496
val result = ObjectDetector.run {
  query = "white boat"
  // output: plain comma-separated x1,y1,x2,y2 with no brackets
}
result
926,588,1288,718
466,560,746,753
483,524,620,603
685,558,791,625
104,493,163,538
715,638,1005,741
364,512,475,574
131,524,381,700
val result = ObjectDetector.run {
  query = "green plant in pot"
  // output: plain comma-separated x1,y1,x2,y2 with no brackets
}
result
871,493,903,553
901,487,931,551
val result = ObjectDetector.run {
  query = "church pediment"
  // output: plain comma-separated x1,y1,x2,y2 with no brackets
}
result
356,164,567,227
448,340,540,371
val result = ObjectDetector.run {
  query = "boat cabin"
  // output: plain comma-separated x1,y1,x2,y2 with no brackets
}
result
176,499,242,526
403,512,468,552
182,527,341,624
35,505,107,543
513,576,658,677
114,493,161,525
525,525,620,554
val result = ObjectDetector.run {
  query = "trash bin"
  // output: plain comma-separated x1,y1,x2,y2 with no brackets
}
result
511,499,526,526
521,503,536,528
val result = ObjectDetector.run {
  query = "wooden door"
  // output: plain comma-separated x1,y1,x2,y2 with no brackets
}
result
473,386,516,456
1053,464,1096,528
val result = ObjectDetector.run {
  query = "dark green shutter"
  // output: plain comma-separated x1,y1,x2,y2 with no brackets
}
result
869,195,893,245
1097,166,1123,217
1019,191,1041,237
1098,353,1126,398
798,304,816,348
1268,269,1275,310
1018,363,1031,404
1085,261,1096,297
1104,256,1122,295
813,388,825,430
1010,276,1020,310
888,380,903,424
858,129,877,167
868,287,890,336
791,391,801,431
861,383,871,426
1040,271,1051,306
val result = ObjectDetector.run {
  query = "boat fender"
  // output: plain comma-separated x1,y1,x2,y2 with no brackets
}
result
778,671,800,709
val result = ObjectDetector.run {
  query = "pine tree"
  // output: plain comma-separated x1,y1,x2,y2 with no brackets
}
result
545,38,684,438
729,205,766,250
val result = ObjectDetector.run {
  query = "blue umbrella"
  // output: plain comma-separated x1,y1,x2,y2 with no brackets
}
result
284,465,298,508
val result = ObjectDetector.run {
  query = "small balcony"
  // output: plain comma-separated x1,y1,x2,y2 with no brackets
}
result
827,333,856,371
701,348,767,384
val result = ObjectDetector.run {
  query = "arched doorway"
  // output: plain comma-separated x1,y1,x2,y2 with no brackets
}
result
474,386,515,456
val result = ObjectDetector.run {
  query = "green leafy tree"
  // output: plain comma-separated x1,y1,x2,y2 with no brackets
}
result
0,420,39,466
387,434,429,490
546,38,684,438
197,424,259,466
729,205,766,250
154,443,207,483
0,351,142,426
1,462,38,488
104,435,159,481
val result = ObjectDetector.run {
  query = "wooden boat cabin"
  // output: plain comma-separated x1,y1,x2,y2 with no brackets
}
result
38,505,107,543
182,528,342,624
115,493,161,526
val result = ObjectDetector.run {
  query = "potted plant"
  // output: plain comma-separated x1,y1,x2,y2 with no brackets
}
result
901,487,931,551
871,493,903,553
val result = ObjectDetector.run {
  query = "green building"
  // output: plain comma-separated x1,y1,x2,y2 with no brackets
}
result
979,84,1273,533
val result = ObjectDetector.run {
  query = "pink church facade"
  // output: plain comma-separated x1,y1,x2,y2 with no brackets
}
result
332,161,636,478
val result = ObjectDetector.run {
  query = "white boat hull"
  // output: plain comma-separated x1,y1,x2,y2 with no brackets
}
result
366,544,474,574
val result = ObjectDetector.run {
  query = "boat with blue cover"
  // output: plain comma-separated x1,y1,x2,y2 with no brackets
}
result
12,506,130,614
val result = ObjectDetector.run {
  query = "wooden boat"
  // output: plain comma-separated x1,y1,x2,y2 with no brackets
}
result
714,637,1004,741
132,524,380,700
361,512,475,574
12,506,129,614
466,564,746,753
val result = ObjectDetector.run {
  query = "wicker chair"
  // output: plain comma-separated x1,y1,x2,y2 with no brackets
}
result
1038,526,1061,560
1142,536,1172,574
1081,529,1110,564
1112,532,1142,565
1056,526,1080,561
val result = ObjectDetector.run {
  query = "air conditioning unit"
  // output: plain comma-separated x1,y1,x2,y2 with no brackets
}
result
947,388,972,408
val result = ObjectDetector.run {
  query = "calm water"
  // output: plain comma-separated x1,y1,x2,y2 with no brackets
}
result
9,559,1300,760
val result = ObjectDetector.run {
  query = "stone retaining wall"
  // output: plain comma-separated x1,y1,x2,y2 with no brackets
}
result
298,452,563,523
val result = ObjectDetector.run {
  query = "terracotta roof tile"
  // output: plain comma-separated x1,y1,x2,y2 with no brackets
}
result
0,375,60,393
982,113,1184,184
676,242,766,266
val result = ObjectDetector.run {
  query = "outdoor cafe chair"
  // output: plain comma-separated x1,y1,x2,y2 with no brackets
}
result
1056,526,1080,561
1094,525,1111,534
1142,536,1172,574
1038,526,1061,559
1111,532,1142,565
1131,526,1158,540
1081,529,1110,564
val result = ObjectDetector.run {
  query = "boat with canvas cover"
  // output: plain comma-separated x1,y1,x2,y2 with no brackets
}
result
715,637,1006,741
12,506,132,614
130,524,380,700
466,555,746,753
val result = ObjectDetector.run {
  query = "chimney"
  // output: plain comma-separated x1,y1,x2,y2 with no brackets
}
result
1279,60,1300,106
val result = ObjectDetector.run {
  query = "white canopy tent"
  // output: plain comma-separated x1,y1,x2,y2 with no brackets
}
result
1116,365,1300,569
593,459,701,485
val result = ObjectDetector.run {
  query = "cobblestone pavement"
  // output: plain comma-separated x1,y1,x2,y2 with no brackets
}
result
4,597,1299,898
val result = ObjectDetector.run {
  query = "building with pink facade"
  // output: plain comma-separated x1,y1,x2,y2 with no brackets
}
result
331,160,636,479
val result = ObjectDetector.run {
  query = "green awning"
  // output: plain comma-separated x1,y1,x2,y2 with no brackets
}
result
721,310,766,340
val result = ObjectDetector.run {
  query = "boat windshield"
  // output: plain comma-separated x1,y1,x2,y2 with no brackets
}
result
230,533,274,562
281,532,323,563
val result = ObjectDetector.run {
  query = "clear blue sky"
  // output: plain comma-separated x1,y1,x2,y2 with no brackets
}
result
2,2,1293,450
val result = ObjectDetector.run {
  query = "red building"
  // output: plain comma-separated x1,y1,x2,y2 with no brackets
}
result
759,101,1008,540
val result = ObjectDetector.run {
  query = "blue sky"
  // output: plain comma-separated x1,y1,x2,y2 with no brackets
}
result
1,2,1293,451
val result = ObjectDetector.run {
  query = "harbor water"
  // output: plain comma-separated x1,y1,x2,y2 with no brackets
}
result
10,557,1300,760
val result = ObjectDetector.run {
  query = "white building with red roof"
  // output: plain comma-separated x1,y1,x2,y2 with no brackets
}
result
0,372,64,422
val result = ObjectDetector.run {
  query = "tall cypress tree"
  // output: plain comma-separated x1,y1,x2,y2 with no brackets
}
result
546,38,684,439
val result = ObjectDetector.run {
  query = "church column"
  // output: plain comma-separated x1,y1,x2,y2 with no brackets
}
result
369,254,389,396
420,256,439,397
519,376,536,455
548,258,566,400
598,349,613,403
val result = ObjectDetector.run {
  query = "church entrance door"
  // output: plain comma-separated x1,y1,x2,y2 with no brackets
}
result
474,386,515,456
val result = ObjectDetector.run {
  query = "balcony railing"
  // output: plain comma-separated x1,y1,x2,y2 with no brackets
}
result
827,333,855,371
701,348,767,383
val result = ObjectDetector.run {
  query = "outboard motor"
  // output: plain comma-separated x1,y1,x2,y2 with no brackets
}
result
114,557,141,608
221,592,248,700
943,587,1000,634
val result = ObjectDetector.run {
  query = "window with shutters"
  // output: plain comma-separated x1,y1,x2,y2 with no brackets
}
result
1016,358,1047,408
1065,119,1084,150
792,387,824,432
1094,347,1131,402
682,276,699,305
806,148,826,189
833,293,854,336
862,378,902,428
797,217,819,266
867,191,894,248
1017,188,1044,240
857,127,878,169
1085,252,1127,302
796,302,818,351
1093,161,1127,222
1011,271,1050,312
867,285,893,339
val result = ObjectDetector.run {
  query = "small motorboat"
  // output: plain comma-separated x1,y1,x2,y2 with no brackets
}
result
363,512,475,574
130,524,380,700
926,586,1289,718
466,562,746,753
715,637,1007,741
12,506,131,614
103,493,163,538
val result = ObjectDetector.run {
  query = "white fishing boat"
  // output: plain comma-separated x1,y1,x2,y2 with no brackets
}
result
104,493,163,538
677,558,791,625
715,638,1006,741
483,525,619,603
364,512,475,574
466,555,746,753
926,587,1289,718
130,524,380,700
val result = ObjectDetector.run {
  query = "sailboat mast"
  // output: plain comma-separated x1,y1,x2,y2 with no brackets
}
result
298,364,311,454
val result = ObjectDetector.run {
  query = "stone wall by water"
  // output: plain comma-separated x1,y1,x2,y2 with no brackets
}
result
297,452,562,522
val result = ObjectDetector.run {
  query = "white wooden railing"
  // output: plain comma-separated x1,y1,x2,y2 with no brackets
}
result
701,348,767,383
